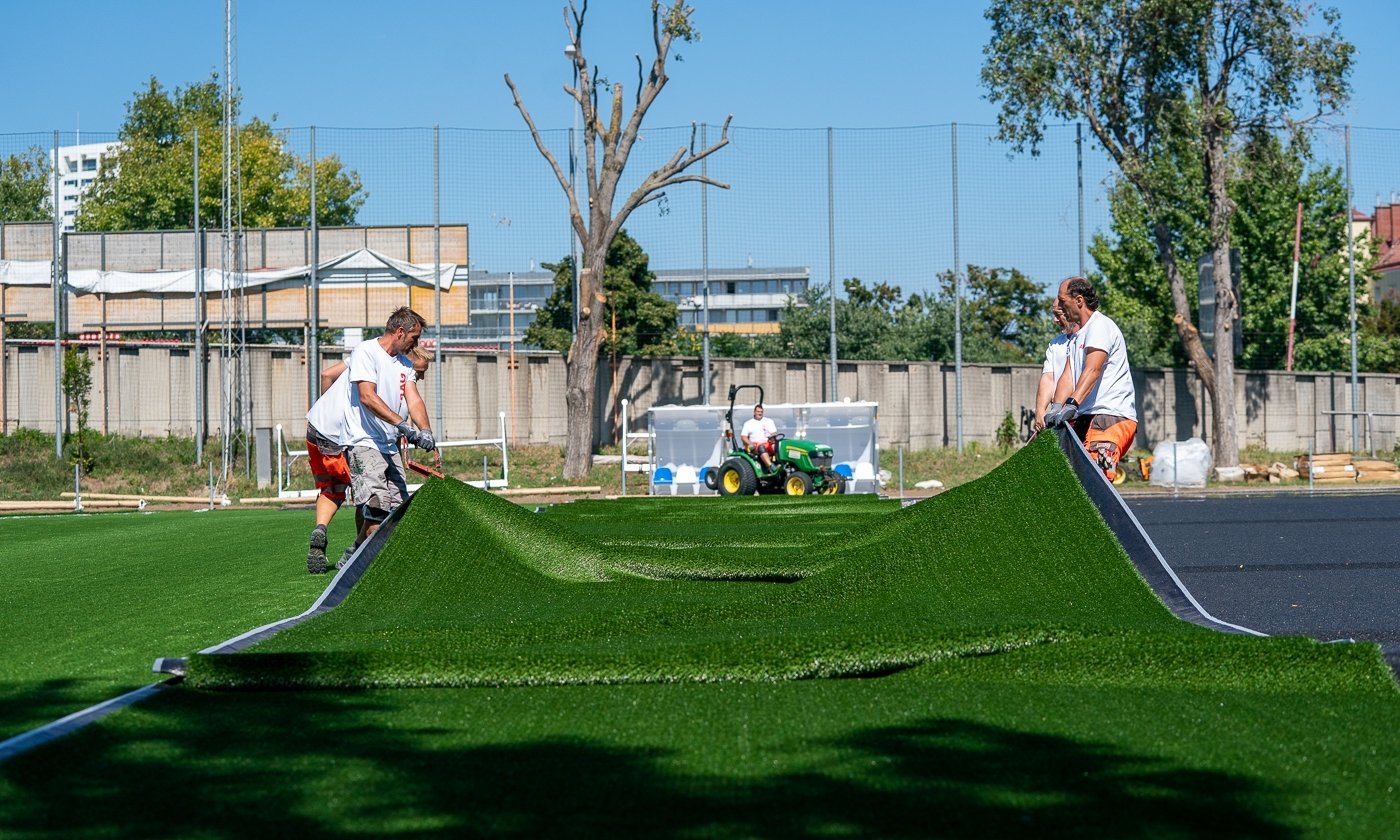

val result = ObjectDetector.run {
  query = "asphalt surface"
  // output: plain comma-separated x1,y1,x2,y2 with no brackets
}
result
1129,492,1400,672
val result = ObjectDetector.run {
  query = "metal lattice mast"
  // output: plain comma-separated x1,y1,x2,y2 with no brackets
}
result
219,0,248,487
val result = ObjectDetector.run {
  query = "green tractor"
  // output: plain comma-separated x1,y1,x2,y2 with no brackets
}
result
705,384,846,497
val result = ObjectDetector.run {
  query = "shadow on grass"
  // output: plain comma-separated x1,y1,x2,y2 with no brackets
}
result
1,688,1292,839
0,679,135,743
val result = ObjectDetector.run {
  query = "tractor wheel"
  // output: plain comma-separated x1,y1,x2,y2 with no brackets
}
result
718,458,758,496
703,466,720,491
820,476,841,495
785,472,814,496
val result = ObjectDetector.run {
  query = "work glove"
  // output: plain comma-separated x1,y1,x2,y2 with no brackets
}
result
410,428,436,452
395,422,436,452
1045,399,1079,428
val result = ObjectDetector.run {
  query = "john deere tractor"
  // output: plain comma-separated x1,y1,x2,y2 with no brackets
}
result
706,384,845,496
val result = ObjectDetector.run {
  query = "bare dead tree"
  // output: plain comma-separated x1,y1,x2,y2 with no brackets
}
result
505,0,732,480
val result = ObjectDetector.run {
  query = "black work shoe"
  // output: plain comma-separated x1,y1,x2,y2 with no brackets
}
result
335,544,357,570
307,525,329,574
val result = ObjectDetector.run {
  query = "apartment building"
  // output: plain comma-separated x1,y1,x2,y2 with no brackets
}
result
48,142,118,232
462,265,811,348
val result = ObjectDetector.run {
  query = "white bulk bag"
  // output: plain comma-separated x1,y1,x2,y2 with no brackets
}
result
1150,437,1212,488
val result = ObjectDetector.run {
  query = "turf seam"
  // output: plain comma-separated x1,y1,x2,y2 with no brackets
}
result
200,495,413,655
0,497,416,763
0,680,176,764
1055,428,1268,638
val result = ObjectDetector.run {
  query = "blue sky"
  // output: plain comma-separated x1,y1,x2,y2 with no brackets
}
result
7,1,1394,132
4,2,1396,293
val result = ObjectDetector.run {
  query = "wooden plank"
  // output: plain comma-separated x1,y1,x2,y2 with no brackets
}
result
1301,465,1355,476
1297,453,1354,465
61,492,218,504
1353,459,1398,472
0,499,143,511
493,486,602,497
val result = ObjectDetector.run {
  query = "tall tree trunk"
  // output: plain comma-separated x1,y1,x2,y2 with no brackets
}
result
507,3,731,480
563,266,603,479
1204,128,1240,469
1152,217,1226,457
1152,221,1218,399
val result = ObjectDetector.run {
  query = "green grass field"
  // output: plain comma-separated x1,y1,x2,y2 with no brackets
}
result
1,435,1397,837
0,507,345,738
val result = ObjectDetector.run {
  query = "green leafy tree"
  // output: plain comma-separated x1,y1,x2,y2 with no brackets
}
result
62,346,94,470
765,270,1048,364
883,292,954,362
773,280,908,362
938,265,1052,363
1091,131,1384,371
983,0,1354,467
0,147,51,222
79,75,364,231
525,230,682,356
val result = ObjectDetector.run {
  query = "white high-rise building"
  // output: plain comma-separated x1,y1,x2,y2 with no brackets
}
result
48,142,117,232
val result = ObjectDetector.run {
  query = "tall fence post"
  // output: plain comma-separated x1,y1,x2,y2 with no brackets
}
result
827,127,837,401
620,398,629,496
308,125,319,410
701,122,711,405
1345,124,1359,451
52,129,63,460
952,122,964,453
194,127,205,460
433,124,444,435
1076,122,1086,279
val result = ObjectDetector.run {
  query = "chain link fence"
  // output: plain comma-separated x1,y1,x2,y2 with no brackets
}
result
3,123,1398,450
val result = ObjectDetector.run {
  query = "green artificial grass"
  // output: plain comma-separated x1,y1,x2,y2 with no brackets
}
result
4,657,1398,837
185,436,1397,692
4,435,1398,836
0,508,341,739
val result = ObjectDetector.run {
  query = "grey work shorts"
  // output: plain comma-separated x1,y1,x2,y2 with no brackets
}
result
347,445,408,519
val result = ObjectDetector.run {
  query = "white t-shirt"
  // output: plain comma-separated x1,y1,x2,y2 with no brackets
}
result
740,416,777,445
305,369,352,447
342,338,415,453
1069,310,1137,420
1042,332,1074,384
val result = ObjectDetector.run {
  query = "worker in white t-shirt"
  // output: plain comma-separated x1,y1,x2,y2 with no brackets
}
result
303,346,437,574
739,404,779,472
341,307,437,552
304,358,357,574
1033,298,1080,433
1045,276,1138,481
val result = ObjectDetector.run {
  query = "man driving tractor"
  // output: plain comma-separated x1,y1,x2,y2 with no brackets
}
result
740,404,778,472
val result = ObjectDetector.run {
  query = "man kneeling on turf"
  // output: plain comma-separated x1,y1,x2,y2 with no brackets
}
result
1045,276,1138,481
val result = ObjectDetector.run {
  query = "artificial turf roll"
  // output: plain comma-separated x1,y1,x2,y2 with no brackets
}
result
184,434,1392,690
